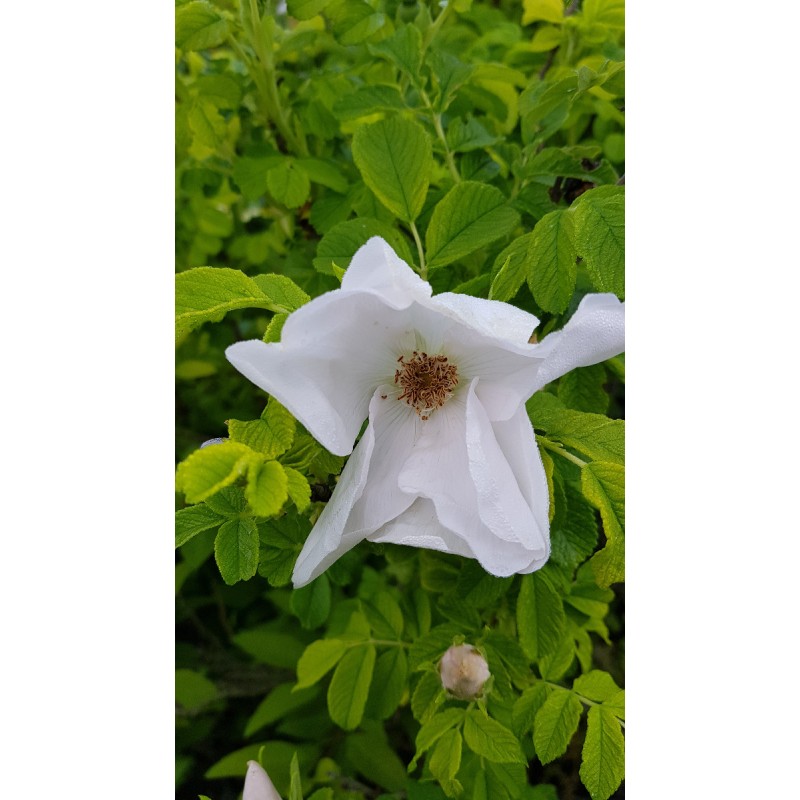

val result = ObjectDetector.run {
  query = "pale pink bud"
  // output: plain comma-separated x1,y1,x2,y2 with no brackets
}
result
439,644,491,700
243,760,282,800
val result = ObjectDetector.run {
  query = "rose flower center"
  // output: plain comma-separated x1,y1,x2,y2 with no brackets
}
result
394,351,459,420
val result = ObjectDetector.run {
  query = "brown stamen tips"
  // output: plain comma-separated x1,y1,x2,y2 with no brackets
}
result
395,351,459,419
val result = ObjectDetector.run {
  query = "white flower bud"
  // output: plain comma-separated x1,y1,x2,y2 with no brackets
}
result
439,644,491,700
243,760,282,800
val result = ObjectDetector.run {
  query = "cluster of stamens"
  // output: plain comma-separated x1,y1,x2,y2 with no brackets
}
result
394,351,459,420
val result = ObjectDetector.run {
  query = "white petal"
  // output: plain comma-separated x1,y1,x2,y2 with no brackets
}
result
291,388,417,587
243,761,282,800
346,391,419,534
465,381,546,555
490,404,551,571
396,380,547,576
529,293,625,392
341,236,432,307
291,399,376,587
430,292,539,347
368,497,476,560
226,291,411,456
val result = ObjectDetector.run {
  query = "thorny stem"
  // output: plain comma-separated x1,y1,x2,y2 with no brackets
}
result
410,220,427,280
537,436,588,468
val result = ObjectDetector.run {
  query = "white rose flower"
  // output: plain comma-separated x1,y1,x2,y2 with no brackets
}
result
227,237,624,586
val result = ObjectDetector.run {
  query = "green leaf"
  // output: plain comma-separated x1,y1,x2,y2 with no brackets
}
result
175,504,224,548
246,460,289,518
343,729,408,792
287,0,332,21
557,364,610,414
579,706,625,800
251,274,310,312
428,50,474,113
408,622,463,670
188,100,227,151
462,710,525,764
604,689,625,721
228,398,296,459
289,752,302,800
516,571,566,661
196,74,243,110
538,625,576,681
365,649,408,720
327,644,376,730
175,668,218,711
533,688,583,764
326,0,387,45
411,669,445,722
291,575,332,629
315,218,415,274
205,485,248,516
215,517,260,584
332,85,406,120
234,627,306,669
264,312,288,343
429,728,462,783
522,0,565,25
176,441,256,504
258,514,306,587
512,682,550,736
244,682,319,737
582,461,625,586
232,155,282,201
351,116,432,223
284,467,311,512
411,708,465,768
446,117,500,153
527,209,577,314
426,182,520,270
296,639,349,689
573,670,621,703
369,24,423,80
490,233,534,302
297,157,348,193
176,1,229,50
267,160,311,209
363,591,404,639
527,393,624,466
550,483,599,571
573,186,624,298
176,267,302,338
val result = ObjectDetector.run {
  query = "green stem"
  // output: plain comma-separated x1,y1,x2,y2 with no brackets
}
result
538,436,588,468
410,221,427,280
420,89,461,184
541,680,625,728
423,0,452,53
243,0,307,155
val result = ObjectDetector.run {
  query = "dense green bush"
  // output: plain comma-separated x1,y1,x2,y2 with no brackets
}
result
175,1,625,798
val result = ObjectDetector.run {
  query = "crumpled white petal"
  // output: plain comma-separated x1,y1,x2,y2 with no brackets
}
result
529,293,625,393
243,760,282,800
